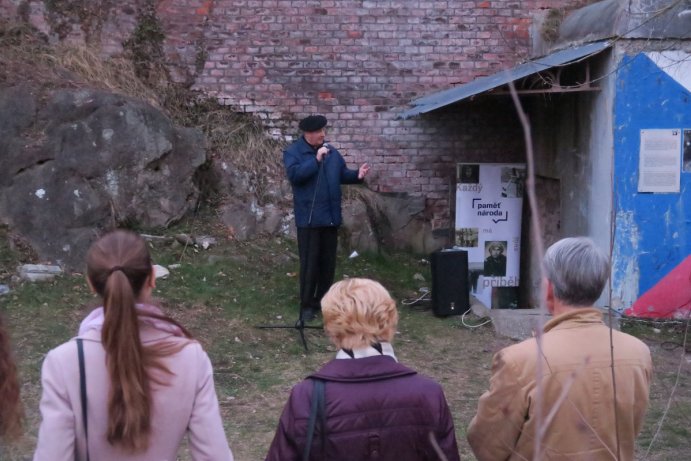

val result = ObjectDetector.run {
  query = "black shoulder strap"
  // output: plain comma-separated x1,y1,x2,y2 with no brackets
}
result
302,379,325,461
76,339,90,461
317,379,326,455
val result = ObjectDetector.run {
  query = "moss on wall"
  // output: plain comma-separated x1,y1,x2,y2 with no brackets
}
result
123,0,166,84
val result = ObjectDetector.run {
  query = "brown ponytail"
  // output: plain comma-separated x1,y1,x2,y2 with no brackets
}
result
0,313,23,441
86,230,190,452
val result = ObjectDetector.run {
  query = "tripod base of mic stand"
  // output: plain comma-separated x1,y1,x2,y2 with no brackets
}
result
255,319,323,351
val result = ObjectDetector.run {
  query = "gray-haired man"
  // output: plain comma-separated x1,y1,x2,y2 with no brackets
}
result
468,237,652,460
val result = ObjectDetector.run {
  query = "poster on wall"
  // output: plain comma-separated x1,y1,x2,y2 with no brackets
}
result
455,163,525,309
638,129,681,193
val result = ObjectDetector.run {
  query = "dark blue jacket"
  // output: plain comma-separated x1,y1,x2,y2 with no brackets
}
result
283,137,361,228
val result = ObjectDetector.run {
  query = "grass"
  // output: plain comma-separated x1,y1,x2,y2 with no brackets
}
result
1,221,690,460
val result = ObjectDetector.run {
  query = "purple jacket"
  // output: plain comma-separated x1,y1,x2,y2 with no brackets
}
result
265,355,460,461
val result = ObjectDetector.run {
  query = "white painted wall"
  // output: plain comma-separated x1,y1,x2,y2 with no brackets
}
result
587,53,616,307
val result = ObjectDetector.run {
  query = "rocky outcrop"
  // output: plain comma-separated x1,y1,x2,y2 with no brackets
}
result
341,188,445,255
0,85,206,269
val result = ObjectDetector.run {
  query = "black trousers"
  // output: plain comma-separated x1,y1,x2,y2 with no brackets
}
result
297,226,338,311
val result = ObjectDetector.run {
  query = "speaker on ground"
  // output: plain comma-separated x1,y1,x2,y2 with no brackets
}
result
431,249,469,316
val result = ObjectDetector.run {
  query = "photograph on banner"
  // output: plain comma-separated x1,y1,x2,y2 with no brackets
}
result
455,163,525,309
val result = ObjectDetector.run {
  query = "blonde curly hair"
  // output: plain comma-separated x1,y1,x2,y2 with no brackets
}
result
321,278,398,350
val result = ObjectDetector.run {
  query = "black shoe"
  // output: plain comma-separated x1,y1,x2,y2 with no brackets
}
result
300,308,317,322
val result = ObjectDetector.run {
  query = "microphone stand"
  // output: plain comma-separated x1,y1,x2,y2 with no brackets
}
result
254,318,323,352
255,144,328,352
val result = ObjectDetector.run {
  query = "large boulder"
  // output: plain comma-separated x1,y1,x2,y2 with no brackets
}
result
0,85,206,269
341,188,444,255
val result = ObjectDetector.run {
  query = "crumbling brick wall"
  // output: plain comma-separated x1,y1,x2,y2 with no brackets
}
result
2,0,587,229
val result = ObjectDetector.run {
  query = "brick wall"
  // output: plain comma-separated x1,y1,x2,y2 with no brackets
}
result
185,0,587,228
2,0,588,229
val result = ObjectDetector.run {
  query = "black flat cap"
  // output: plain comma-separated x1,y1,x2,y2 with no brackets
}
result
299,115,327,132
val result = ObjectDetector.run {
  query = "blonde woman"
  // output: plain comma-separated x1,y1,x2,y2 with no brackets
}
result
34,230,233,461
266,278,459,461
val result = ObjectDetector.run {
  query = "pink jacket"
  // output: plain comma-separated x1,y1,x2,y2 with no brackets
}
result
33,326,233,461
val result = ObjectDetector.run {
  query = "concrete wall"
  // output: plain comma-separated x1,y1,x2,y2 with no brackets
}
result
587,51,615,306
524,51,614,307
612,48,691,310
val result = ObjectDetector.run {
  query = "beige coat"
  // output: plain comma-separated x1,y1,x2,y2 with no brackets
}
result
33,327,233,461
467,308,652,461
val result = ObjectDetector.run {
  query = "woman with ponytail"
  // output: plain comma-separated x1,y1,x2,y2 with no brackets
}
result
34,230,233,461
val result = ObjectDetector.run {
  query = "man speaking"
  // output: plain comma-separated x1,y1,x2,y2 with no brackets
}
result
283,115,370,322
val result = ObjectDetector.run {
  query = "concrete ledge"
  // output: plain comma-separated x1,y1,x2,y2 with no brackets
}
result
488,308,620,340
488,309,544,341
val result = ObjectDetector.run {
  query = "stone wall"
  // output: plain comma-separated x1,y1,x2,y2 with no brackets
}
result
1,0,589,229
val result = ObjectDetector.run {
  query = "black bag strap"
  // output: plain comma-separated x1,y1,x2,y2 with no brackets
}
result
76,339,90,461
302,379,326,461
317,380,326,454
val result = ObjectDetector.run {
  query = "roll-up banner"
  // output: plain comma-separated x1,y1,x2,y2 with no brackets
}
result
455,163,525,309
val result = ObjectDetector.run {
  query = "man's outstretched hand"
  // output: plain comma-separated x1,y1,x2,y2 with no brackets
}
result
358,163,370,179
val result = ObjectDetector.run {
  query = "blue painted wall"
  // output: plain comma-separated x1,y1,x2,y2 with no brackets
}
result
613,53,691,308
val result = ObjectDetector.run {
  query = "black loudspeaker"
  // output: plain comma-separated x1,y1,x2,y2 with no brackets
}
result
431,249,469,316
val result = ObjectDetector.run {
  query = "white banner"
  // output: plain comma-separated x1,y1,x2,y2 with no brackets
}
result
455,163,525,308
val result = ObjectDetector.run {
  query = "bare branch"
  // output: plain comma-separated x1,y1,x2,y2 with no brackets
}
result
644,312,690,457
428,431,448,461
609,309,622,460
507,78,549,460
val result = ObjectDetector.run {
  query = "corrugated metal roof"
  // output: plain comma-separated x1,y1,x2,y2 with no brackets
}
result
558,0,691,44
398,41,611,120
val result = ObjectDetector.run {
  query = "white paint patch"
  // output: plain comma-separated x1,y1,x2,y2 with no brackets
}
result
106,170,119,196
62,244,71,252
619,211,641,251
102,128,114,141
73,189,80,198
35,189,46,199
250,200,263,217
222,162,228,171
645,51,691,92
612,211,641,310
620,258,641,309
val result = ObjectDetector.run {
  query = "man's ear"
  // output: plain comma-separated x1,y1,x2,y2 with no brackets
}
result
545,279,556,313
